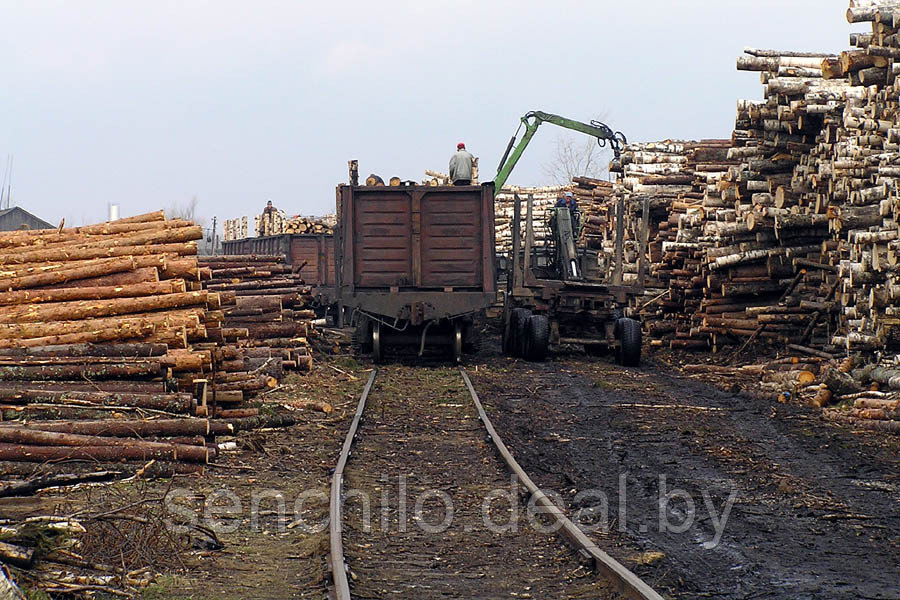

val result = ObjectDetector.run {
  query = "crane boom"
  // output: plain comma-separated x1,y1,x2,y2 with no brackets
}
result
493,111,625,195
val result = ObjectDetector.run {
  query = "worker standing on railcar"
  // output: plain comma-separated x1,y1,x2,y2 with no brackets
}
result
449,142,474,185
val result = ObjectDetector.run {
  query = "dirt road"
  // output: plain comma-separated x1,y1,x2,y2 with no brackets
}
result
469,353,900,599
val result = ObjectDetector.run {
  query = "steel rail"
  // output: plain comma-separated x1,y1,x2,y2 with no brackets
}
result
329,369,377,600
460,368,665,600
330,367,664,600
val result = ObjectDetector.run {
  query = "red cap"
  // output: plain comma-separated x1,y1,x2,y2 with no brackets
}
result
457,142,466,149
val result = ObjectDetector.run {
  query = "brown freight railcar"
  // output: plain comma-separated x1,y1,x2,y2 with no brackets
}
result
336,183,496,361
221,234,335,288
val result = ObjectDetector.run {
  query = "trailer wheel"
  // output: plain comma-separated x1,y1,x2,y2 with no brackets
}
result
353,315,372,353
511,308,532,358
524,315,551,362
616,317,641,367
501,303,515,355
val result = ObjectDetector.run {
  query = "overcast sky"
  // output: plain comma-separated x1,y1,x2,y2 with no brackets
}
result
2,0,855,229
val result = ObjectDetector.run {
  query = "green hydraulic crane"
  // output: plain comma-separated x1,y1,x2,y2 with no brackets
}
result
493,110,626,196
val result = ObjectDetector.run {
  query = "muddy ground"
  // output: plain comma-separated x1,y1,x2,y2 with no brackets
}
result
469,349,900,600
5,339,900,599
1,360,363,600
342,365,616,600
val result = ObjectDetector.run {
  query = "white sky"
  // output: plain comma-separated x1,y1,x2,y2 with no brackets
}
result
1,0,856,228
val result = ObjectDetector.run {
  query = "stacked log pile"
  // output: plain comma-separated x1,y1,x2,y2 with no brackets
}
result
224,214,334,241
223,216,249,241
648,2,900,431
609,140,740,344
494,185,570,256
0,212,227,465
0,213,313,471
199,255,315,372
282,215,335,235
572,177,615,250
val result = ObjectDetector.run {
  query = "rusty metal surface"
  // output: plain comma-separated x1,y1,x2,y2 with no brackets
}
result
329,369,376,600
337,184,496,320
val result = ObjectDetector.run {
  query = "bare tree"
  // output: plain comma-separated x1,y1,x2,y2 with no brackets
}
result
168,196,199,222
168,196,217,254
542,113,614,185
542,136,611,184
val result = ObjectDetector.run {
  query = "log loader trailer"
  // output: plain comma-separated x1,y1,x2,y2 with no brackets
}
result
495,111,647,366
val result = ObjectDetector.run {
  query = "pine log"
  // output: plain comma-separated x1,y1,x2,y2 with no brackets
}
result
0,279,185,307
0,308,203,341
0,471,121,498
0,219,193,250
0,257,136,291
50,266,160,289
0,389,192,412
0,226,201,260
0,342,167,358
0,322,157,348
1,418,223,438
0,362,163,381
0,291,209,324
0,441,207,463
0,540,35,568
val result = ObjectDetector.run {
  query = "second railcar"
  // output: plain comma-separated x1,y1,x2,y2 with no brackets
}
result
221,234,335,288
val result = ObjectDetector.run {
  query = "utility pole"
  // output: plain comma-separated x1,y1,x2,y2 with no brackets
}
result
212,216,218,255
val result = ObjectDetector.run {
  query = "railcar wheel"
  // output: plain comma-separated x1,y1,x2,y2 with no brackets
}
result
353,315,372,354
452,321,463,363
372,320,383,362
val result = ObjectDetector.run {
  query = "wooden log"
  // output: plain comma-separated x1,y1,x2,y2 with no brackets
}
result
0,225,202,260
0,291,209,323
0,343,168,358
0,257,136,291
0,389,192,412
199,254,285,263
215,408,259,418
0,279,186,308
0,470,121,498
49,266,160,289
0,418,225,438
0,540,35,568
0,321,157,348
0,361,163,381
0,307,203,341
721,281,787,296
0,219,193,250
0,441,207,463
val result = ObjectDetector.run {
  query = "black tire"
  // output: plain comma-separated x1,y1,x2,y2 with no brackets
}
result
511,308,532,358
353,315,372,354
501,304,514,355
616,317,642,367
524,315,551,362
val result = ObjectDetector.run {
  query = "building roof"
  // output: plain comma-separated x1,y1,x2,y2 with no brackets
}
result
0,206,54,231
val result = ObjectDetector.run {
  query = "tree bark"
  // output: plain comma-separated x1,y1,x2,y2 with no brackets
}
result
0,257,136,291
0,441,207,463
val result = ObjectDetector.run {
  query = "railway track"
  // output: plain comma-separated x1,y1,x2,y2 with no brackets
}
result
328,365,663,600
